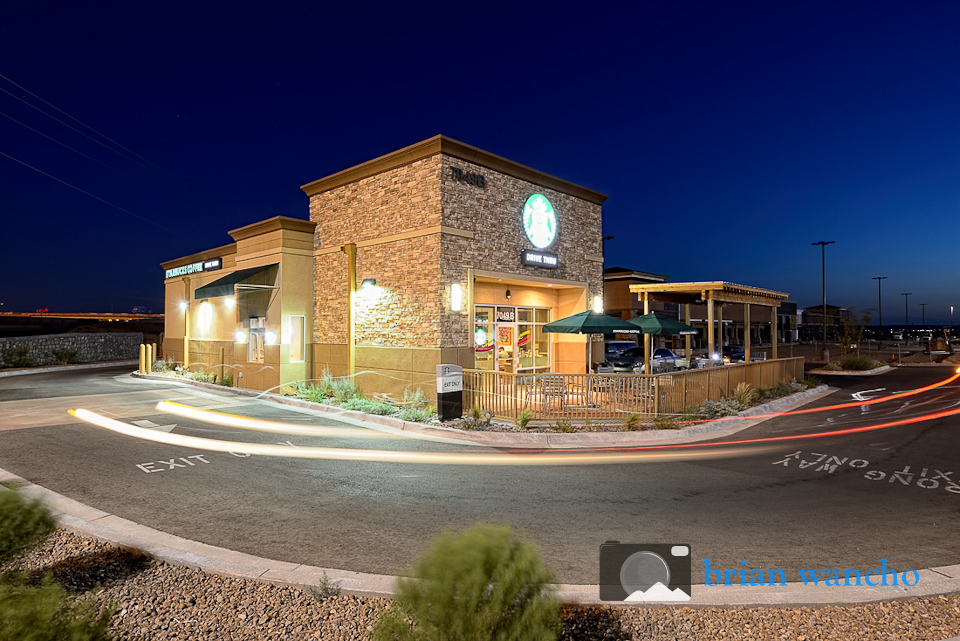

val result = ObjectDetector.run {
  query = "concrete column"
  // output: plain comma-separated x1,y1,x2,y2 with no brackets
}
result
643,293,651,374
684,303,691,358
341,243,357,377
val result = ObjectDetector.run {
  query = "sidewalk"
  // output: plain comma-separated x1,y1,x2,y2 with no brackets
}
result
3,364,960,607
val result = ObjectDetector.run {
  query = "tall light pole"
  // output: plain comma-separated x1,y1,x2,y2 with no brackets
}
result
902,293,911,329
872,276,886,341
951,305,954,335
812,241,835,360
920,303,927,329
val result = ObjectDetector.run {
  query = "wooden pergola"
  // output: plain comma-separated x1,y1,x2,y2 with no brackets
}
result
628,281,789,368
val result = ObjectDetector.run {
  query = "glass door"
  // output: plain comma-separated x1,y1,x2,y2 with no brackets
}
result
496,324,515,373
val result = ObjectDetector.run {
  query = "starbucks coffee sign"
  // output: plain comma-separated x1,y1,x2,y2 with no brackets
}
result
522,194,557,249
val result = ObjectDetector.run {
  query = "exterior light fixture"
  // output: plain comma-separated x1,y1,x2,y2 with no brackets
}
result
179,301,187,311
593,295,603,314
224,297,235,308
360,278,376,289
265,330,278,345
235,330,247,343
451,283,463,311
505,289,512,300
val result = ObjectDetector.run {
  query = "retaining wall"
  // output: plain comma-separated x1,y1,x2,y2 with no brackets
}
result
0,333,143,368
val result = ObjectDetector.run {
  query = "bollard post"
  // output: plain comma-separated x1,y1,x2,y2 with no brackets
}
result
218,347,225,382
146,344,153,375
139,344,146,374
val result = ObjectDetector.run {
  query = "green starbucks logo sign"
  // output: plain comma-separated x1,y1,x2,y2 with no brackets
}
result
522,194,557,249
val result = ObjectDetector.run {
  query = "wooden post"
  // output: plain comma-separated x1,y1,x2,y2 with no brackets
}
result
684,303,692,360
744,303,751,363
643,293,651,374
707,291,715,365
771,305,779,360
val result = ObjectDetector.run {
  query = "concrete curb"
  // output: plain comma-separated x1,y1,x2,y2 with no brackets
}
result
2,469,958,606
0,360,139,378
130,371,834,448
807,365,892,376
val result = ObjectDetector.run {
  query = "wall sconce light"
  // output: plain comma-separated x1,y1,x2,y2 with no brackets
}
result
179,301,188,311
593,295,603,314
235,329,247,343
505,289,512,300
360,278,376,289
451,283,463,311
224,297,235,308
265,330,278,345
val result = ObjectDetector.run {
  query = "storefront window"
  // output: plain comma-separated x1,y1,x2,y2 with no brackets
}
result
474,305,550,373
474,306,495,371
246,316,266,363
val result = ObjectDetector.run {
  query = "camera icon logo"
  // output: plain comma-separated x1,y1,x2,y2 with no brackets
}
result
599,542,692,602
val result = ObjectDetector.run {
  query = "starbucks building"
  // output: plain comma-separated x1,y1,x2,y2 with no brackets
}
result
162,136,607,399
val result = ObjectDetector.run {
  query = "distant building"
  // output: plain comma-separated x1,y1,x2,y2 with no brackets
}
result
800,304,850,342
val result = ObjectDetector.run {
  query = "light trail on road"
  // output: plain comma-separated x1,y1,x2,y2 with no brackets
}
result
67,408,776,465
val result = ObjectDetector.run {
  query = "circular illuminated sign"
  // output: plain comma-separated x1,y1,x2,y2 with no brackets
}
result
522,194,557,249
474,327,487,347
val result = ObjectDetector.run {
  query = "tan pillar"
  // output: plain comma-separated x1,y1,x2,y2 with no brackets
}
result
684,303,691,359
771,305,779,359
707,292,715,365
744,303,751,363
341,243,357,377
643,293,651,374
145,344,153,375
139,344,146,374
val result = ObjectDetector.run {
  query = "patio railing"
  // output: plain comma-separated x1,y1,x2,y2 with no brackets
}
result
462,357,804,424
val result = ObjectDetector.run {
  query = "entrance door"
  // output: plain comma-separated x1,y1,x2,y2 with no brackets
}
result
496,324,515,373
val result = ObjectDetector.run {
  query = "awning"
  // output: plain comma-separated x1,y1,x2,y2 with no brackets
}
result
194,264,277,299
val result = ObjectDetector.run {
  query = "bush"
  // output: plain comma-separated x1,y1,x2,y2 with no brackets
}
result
733,382,756,407
399,388,435,422
802,375,821,389
341,397,397,415
823,362,843,371
698,398,742,418
188,370,216,383
371,523,560,641
307,571,342,600
0,491,56,566
51,348,79,365
152,357,175,373
622,413,642,431
552,418,573,433
332,377,361,404
653,416,680,430
5,346,32,369
841,356,881,371
516,409,534,430
218,373,234,387
0,580,112,641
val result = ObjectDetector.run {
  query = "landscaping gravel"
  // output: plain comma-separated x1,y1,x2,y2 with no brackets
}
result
4,530,959,640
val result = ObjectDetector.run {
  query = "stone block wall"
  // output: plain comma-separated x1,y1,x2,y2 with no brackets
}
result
0,333,143,368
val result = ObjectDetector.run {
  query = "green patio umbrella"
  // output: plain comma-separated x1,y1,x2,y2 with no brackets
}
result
628,312,699,374
627,312,698,336
542,310,642,335
543,311,640,372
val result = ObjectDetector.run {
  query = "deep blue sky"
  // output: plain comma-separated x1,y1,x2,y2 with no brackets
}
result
2,1,959,325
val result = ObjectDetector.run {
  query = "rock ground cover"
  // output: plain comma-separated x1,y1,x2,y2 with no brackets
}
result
4,530,959,640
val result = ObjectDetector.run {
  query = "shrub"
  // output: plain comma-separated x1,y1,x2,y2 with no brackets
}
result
654,416,680,430
341,397,397,415
332,377,361,404
622,413,643,431
698,398,742,418
786,380,807,394
462,406,493,430
218,373,234,387
152,357,175,373
307,571,342,600
841,356,881,371
552,418,573,433
6,346,32,369
733,382,756,407
51,348,79,365
371,523,560,641
772,380,789,397
400,407,435,423
516,409,534,430
802,375,821,389
823,362,843,371
0,580,112,641
188,370,216,383
0,491,56,566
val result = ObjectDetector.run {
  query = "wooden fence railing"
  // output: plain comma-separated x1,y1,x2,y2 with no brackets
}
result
462,357,804,424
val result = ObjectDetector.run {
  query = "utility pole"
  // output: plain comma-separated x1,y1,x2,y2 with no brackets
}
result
920,303,927,329
812,241,835,361
902,293,912,329
872,276,886,341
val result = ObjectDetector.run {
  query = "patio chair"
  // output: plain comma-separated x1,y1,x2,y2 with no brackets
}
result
534,373,567,411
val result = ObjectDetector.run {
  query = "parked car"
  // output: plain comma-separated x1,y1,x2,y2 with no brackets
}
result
722,346,745,363
608,347,683,373
604,340,637,361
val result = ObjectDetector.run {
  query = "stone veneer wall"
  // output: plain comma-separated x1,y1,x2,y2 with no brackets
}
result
309,156,444,348
440,155,605,347
0,333,143,368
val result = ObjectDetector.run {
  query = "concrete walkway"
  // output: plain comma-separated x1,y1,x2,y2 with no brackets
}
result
3,363,959,607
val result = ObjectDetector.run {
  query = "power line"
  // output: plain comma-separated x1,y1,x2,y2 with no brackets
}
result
0,149,179,235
